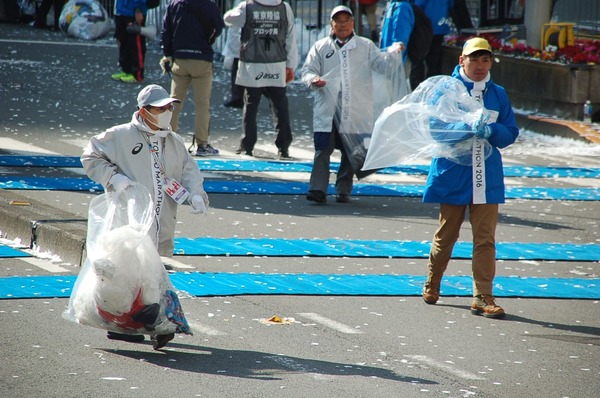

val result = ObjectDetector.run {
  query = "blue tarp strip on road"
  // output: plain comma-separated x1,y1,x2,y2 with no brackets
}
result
0,273,597,299
3,239,597,261
1,155,599,178
0,245,31,258
1,177,599,201
174,238,600,261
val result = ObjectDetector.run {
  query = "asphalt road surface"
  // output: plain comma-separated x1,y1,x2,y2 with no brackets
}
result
1,23,599,398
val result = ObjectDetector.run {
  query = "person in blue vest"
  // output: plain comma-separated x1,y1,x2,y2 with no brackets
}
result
410,0,454,87
422,37,519,319
224,0,298,159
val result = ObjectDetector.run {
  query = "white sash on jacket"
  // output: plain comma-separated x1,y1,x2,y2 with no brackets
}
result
337,39,356,135
460,68,490,204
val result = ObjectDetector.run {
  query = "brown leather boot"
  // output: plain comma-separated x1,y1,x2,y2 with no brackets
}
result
471,294,506,319
422,272,443,304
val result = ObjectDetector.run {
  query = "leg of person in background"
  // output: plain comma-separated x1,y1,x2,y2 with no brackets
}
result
51,0,63,29
169,58,192,138
127,31,146,83
224,58,244,108
265,86,293,159
409,59,426,90
111,16,128,80
238,87,262,156
334,125,354,203
307,129,335,204
189,59,219,156
425,34,445,78
33,0,52,29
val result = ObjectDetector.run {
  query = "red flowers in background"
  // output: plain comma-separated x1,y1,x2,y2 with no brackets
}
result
445,33,600,65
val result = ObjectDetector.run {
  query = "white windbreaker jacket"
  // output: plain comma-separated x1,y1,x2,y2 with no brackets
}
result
81,112,209,256
301,34,395,133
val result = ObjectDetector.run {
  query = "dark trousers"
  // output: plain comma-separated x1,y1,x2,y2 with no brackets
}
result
309,124,354,196
35,0,63,28
241,86,292,152
410,34,445,89
114,15,146,81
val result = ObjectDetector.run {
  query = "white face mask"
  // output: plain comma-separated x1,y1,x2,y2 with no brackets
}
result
146,108,173,130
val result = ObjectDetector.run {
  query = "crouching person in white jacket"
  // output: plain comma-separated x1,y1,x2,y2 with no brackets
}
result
82,84,210,258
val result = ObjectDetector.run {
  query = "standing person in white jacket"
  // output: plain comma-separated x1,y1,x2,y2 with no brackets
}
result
301,5,402,204
82,84,210,259
224,0,298,159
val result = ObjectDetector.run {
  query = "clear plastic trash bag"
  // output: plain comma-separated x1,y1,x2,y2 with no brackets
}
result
63,183,192,336
362,75,493,171
323,47,408,179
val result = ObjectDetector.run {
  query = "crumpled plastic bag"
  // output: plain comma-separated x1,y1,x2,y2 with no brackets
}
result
59,0,111,40
63,184,192,336
363,75,493,171
321,49,408,179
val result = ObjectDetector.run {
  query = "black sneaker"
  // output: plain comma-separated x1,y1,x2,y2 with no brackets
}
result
106,331,145,343
336,194,350,203
151,333,175,350
223,100,243,109
306,190,326,204
235,147,253,156
278,149,291,159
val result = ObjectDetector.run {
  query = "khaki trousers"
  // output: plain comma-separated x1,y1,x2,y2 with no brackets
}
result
427,203,499,296
169,58,213,146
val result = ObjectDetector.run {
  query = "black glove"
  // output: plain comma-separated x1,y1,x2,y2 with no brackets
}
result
126,24,142,35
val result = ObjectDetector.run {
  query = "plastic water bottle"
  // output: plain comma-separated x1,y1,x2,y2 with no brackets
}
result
583,100,592,123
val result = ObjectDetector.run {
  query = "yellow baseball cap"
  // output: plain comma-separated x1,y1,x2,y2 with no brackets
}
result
462,37,492,56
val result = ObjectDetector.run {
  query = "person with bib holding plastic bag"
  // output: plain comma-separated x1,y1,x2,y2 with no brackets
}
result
79,84,209,348
422,37,519,319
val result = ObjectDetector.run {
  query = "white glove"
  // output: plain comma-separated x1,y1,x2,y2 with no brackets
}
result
160,56,173,75
109,174,132,193
191,194,208,216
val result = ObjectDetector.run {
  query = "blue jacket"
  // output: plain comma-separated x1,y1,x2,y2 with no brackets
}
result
161,0,225,62
414,0,454,36
380,0,414,61
422,65,519,205
115,0,147,17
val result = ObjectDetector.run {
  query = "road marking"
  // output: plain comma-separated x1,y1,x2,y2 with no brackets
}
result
0,138,59,155
0,39,114,48
405,354,485,380
297,312,364,334
161,257,195,269
20,257,69,273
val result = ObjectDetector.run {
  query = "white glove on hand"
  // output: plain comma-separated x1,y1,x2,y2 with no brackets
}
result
109,174,132,193
191,194,208,216
160,56,173,75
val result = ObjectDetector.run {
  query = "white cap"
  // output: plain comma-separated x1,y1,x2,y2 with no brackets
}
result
137,84,180,108
330,5,353,19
